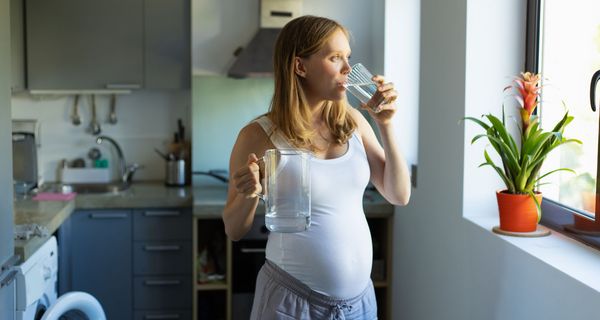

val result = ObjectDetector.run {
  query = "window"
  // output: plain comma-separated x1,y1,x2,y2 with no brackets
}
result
531,0,600,249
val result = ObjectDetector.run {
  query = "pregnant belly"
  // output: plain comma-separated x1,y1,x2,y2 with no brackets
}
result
266,213,373,299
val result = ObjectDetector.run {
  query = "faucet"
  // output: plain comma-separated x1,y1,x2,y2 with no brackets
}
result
96,135,140,184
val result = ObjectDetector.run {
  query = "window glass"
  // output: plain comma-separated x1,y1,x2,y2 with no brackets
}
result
538,0,600,220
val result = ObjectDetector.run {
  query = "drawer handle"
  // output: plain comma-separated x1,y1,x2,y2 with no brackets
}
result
105,83,141,89
240,248,266,254
144,245,181,251
144,314,181,320
89,213,127,219
143,211,180,217
144,280,181,286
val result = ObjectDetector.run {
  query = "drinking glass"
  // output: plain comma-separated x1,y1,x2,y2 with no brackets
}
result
345,63,385,112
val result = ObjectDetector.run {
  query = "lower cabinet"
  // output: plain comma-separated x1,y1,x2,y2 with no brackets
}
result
58,208,192,319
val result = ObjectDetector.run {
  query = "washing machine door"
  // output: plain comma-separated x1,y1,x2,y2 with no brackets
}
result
40,291,106,320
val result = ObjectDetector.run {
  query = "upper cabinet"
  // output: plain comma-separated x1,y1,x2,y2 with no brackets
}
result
144,0,190,89
23,0,189,91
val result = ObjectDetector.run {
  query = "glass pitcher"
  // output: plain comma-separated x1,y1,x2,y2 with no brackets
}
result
258,149,311,233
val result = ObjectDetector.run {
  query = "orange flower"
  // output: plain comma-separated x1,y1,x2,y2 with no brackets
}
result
506,72,541,132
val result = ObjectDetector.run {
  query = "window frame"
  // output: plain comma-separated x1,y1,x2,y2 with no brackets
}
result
529,0,600,251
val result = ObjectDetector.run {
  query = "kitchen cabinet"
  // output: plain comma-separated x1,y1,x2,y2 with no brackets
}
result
58,207,192,320
144,0,190,90
10,0,25,92
59,210,133,320
26,0,144,90
24,0,189,90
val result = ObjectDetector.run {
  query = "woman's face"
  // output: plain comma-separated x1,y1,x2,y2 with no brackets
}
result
297,29,352,103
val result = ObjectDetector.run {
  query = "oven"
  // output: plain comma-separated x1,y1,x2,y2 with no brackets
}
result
231,216,269,320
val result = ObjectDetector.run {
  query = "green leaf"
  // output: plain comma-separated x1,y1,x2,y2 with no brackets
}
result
535,168,576,184
528,190,542,222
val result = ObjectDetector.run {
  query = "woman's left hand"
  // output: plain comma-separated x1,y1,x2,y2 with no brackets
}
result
362,75,398,125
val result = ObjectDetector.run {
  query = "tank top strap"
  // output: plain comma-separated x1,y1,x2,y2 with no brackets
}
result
253,116,294,149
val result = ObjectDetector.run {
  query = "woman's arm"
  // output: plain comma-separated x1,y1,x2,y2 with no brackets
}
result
351,77,411,205
222,123,269,241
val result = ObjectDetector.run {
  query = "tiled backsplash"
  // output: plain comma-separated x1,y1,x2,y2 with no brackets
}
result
11,90,190,183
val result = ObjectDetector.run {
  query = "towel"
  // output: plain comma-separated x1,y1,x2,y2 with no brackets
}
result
32,192,77,201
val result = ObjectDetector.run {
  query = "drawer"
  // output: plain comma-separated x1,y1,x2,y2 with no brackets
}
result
133,241,192,275
134,209,192,240
134,276,192,309
134,309,191,320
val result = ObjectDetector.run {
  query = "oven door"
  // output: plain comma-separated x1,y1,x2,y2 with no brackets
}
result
231,219,269,320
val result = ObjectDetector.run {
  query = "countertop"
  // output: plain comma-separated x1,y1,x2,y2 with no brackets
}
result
14,182,393,260
14,182,193,261
193,185,394,219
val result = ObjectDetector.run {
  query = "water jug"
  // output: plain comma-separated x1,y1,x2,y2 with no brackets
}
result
258,149,311,233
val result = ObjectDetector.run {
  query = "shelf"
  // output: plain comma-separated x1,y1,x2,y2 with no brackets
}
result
373,281,388,288
197,282,229,291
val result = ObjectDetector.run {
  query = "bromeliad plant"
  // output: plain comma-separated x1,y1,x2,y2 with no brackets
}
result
465,72,582,218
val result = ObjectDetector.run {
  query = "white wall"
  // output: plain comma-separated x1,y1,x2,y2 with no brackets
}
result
11,91,190,182
392,0,600,319
192,0,385,75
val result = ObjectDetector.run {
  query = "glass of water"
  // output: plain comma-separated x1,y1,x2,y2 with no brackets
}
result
345,63,385,112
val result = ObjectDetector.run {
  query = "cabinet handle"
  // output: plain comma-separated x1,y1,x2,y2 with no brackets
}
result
144,245,181,251
89,213,127,219
240,248,266,254
144,280,181,286
143,211,180,217
105,83,141,89
144,314,181,320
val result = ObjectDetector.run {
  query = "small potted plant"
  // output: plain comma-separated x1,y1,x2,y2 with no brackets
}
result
465,72,581,233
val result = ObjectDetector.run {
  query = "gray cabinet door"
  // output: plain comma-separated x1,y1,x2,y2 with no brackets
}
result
10,0,24,92
69,210,132,320
25,0,143,89
144,0,190,89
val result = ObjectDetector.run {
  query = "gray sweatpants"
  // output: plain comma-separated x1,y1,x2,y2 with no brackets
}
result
250,260,378,320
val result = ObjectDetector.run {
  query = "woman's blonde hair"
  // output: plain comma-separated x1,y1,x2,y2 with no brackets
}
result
268,15,356,151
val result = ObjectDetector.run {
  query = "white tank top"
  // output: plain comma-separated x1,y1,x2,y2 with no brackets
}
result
254,116,373,299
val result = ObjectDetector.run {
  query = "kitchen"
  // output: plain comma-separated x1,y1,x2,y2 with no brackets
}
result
2,0,600,320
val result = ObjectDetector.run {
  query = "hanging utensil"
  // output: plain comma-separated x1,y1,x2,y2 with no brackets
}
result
88,94,101,135
108,94,118,124
71,94,81,126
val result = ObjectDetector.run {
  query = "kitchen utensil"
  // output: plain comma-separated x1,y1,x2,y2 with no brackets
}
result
154,148,169,160
257,149,311,233
108,94,118,124
88,94,102,135
71,95,81,126
87,147,102,161
345,63,387,112
165,159,186,186
177,119,185,142
12,132,38,194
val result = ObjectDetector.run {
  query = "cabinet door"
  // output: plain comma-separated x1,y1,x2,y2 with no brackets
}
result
10,0,25,92
144,0,190,89
25,0,143,89
69,210,132,320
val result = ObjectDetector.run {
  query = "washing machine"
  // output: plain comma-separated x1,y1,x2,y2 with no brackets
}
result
13,236,106,320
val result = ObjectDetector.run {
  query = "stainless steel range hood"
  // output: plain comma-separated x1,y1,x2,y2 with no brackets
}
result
228,0,302,78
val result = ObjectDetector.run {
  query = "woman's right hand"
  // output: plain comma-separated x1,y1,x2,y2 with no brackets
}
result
232,153,262,199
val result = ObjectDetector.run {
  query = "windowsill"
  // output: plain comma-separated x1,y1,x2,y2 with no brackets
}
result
464,214,600,293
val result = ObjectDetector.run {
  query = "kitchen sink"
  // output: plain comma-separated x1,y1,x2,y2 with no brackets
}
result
41,182,130,194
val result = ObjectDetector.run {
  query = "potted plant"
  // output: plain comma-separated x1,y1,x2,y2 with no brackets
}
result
465,72,582,233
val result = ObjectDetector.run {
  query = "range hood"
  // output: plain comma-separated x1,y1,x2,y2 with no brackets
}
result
228,0,302,78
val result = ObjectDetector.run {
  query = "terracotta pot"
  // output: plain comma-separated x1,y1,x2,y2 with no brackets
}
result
496,190,542,232
574,192,600,231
